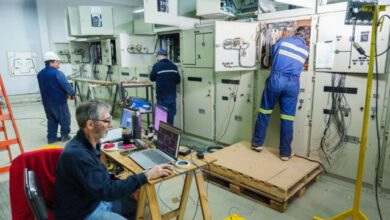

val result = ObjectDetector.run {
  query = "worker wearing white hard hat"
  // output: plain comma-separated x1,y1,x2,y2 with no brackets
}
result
37,51,75,144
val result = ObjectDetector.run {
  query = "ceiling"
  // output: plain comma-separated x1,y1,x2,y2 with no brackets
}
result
100,0,143,7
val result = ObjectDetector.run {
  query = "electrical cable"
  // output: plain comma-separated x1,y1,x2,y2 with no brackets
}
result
157,182,174,211
320,73,351,166
216,73,242,142
374,11,383,220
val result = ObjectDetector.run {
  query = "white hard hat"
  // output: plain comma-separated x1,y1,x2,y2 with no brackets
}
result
44,51,60,61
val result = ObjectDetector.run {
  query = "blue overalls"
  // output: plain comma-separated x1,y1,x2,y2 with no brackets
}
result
37,66,75,143
252,36,308,157
149,59,181,125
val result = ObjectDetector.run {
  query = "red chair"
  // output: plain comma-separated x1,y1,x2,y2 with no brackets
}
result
9,146,62,220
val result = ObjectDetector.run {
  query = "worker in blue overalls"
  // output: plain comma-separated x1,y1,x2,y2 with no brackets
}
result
252,27,309,161
149,49,181,125
37,52,75,144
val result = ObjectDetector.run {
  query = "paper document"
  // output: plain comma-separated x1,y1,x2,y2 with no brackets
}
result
315,41,335,69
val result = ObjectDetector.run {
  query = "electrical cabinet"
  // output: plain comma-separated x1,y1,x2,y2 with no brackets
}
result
69,41,90,64
66,6,114,37
101,39,115,65
183,68,215,139
215,71,254,145
181,26,214,68
115,33,156,68
55,43,71,64
215,21,259,72
382,141,390,190
309,71,386,183
144,0,199,29
197,0,233,18
316,11,390,74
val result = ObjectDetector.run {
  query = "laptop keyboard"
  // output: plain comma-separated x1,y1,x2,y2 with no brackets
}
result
143,150,170,164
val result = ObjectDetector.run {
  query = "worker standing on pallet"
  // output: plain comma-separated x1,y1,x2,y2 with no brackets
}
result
251,27,309,161
37,52,75,144
149,49,181,125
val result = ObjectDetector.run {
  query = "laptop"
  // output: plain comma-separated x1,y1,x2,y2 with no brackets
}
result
128,122,181,170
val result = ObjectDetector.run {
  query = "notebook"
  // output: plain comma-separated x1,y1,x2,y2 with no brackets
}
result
128,122,181,170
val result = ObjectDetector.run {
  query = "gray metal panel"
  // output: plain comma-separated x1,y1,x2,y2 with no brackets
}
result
215,71,254,144
183,68,215,139
195,31,214,68
181,29,196,65
66,7,81,36
79,6,114,36
309,71,386,183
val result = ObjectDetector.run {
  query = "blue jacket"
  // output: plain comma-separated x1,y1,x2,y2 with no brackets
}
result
54,130,147,220
271,36,309,77
37,66,75,105
149,59,180,101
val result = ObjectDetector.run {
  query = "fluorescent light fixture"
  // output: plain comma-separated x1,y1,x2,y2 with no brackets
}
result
133,8,144,13
275,0,315,8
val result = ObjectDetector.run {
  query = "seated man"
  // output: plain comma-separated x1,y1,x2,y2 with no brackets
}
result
54,100,173,220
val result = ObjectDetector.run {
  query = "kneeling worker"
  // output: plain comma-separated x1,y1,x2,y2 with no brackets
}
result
54,100,173,220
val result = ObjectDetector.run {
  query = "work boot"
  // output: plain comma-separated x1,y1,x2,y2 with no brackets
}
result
251,145,264,152
280,153,294,161
61,135,71,142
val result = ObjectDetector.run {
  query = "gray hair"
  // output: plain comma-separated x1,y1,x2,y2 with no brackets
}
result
76,100,111,128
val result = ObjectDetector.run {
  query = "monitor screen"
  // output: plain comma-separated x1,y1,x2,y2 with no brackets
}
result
121,108,133,130
156,122,181,159
154,104,168,131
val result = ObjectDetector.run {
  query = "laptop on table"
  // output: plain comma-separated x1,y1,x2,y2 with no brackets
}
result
128,122,181,170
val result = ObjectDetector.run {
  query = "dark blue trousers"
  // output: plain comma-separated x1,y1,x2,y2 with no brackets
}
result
252,72,299,157
43,103,71,142
157,99,176,125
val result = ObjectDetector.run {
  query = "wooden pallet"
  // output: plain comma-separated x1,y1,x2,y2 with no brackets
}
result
204,141,323,212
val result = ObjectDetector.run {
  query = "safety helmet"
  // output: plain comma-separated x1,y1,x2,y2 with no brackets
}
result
44,51,60,61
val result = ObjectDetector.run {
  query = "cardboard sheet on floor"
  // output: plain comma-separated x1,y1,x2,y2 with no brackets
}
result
206,141,320,192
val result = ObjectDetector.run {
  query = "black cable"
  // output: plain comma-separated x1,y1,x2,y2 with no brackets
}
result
320,73,351,166
217,73,242,142
374,11,383,220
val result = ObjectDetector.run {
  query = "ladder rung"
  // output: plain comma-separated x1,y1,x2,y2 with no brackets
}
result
0,165,11,174
0,114,11,121
0,139,18,149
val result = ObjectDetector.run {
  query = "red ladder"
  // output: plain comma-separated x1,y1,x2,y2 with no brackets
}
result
0,74,24,174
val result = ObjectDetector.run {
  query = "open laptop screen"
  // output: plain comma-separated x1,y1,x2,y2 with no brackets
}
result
121,108,133,130
156,122,181,160
154,104,168,131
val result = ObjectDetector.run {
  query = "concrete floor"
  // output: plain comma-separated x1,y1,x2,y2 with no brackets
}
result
1,100,390,220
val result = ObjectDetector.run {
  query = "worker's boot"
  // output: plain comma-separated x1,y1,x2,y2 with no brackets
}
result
251,145,264,152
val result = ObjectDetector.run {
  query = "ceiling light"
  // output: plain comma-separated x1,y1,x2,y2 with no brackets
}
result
133,8,144,13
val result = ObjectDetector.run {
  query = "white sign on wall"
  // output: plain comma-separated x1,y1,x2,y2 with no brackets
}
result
7,52,38,76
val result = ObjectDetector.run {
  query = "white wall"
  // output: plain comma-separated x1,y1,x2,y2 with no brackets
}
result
0,0,138,95
0,0,43,95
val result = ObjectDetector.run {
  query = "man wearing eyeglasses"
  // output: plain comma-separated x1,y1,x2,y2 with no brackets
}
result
37,51,75,144
55,100,173,220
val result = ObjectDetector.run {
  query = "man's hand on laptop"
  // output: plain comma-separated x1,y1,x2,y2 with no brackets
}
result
146,164,173,180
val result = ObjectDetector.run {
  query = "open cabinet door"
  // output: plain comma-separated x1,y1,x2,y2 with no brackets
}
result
215,21,259,72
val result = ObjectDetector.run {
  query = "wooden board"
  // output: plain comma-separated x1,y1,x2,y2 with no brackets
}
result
205,141,322,201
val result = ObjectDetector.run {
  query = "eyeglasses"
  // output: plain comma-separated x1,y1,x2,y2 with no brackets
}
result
96,117,112,125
